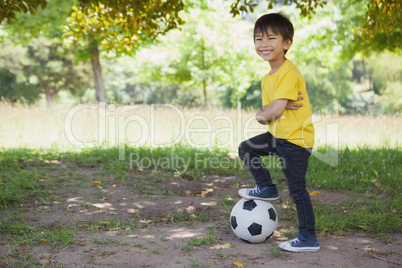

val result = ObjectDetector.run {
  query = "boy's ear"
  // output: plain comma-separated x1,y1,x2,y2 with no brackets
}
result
283,39,293,51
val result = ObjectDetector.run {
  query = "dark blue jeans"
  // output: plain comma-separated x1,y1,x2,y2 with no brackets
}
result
238,131,316,238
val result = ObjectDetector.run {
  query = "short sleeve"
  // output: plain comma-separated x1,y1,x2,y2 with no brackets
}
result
273,70,299,101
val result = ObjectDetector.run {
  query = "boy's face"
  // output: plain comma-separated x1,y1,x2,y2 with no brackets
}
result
254,28,292,63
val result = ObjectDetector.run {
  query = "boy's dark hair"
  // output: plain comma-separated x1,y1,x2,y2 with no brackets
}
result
254,13,294,54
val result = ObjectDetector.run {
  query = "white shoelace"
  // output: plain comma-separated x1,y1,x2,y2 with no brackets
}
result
291,238,301,245
249,187,262,194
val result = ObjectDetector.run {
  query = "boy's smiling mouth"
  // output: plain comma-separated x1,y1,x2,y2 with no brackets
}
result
260,50,272,55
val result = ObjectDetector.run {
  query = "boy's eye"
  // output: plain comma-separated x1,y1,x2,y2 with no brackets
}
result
269,37,275,40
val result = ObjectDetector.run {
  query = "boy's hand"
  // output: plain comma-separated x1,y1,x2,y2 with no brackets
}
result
286,91,304,110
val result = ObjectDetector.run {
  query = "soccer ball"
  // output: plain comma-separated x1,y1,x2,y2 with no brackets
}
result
230,198,278,243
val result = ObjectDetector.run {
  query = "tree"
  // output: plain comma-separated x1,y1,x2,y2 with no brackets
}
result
0,37,91,107
1,0,73,41
230,0,401,54
0,38,40,104
357,0,401,53
130,3,262,107
63,0,185,102
1,0,92,107
2,0,185,103
25,38,92,107
230,0,327,17
0,0,47,23
2,0,400,55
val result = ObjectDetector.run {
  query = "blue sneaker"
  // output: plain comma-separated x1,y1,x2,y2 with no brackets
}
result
279,234,320,252
238,185,279,201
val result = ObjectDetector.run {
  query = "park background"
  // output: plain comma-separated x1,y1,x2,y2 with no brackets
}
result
0,0,401,267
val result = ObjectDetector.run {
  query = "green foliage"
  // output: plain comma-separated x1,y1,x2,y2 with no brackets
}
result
63,0,185,102
0,37,91,106
232,0,401,54
365,53,402,95
0,39,40,104
375,82,402,114
2,0,74,42
64,0,184,56
357,0,401,53
0,0,47,23
131,3,262,106
230,0,327,17
0,68,40,104
303,63,352,113
26,38,92,105
1,0,400,111
221,81,262,109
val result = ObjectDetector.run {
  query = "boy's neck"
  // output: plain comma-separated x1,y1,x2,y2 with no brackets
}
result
269,57,287,75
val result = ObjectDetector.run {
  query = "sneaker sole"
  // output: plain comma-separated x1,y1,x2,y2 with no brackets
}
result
280,246,320,252
238,190,279,201
279,242,320,252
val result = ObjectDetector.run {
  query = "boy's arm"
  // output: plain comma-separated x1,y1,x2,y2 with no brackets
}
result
256,99,288,125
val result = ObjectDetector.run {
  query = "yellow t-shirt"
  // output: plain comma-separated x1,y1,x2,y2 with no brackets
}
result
261,60,315,148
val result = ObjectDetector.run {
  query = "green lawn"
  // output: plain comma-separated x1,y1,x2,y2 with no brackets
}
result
1,145,401,235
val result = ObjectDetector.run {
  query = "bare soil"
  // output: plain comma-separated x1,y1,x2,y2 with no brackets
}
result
1,174,400,268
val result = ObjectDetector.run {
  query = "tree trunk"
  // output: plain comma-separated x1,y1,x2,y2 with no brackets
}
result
201,38,207,107
44,85,57,108
91,47,105,102
202,79,207,107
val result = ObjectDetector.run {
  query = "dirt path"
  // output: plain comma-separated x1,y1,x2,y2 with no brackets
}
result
1,175,400,267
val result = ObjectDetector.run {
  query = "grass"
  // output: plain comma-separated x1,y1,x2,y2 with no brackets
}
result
308,146,402,197
1,222,77,248
316,199,402,235
0,104,400,150
0,107,401,266
1,145,401,236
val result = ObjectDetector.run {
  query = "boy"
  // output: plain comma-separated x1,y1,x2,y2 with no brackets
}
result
238,13,319,252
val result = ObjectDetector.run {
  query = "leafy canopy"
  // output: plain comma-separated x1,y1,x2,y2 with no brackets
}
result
230,0,327,17
357,0,401,52
230,0,401,54
64,0,184,55
0,0,47,23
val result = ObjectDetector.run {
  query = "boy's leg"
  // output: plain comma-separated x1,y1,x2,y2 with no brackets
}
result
238,132,279,200
276,139,319,252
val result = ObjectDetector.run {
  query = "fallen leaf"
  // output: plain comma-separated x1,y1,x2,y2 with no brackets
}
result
92,180,102,185
310,191,320,196
233,262,243,267
323,245,338,250
42,239,47,242
364,246,374,253
201,188,214,197
200,191,209,197
113,184,117,187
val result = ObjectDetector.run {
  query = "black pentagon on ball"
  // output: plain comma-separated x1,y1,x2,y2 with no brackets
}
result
247,222,262,236
230,216,238,229
243,200,257,211
268,207,277,221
